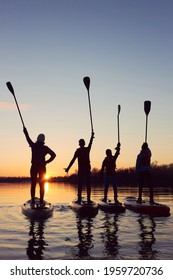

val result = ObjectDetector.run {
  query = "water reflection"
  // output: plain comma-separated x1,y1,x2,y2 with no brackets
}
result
26,219,48,260
74,215,94,259
138,215,158,259
100,212,120,258
0,183,173,260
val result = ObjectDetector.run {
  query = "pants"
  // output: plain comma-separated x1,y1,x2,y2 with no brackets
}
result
138,171,153,201
78,170,91,201
104,175,118,199
30,165,46,203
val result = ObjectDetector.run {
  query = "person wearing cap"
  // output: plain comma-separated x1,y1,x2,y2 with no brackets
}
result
136,142,154,204
100,143,121,203
23,127,56,206
64,131,94,204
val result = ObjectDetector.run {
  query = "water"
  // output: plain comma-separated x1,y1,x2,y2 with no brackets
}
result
0,182,173,260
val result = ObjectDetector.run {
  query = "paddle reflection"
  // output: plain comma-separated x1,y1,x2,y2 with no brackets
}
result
26,219,48,260
100,212,120,258
138,215,158,259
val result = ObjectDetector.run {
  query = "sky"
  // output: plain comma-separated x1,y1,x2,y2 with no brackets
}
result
0,0,173,177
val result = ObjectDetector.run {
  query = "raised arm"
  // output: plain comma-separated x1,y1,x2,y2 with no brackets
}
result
88,131,95,151
23,127,33,146
114,142,121,159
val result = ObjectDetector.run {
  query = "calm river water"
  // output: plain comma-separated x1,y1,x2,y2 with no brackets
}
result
0,182,173,260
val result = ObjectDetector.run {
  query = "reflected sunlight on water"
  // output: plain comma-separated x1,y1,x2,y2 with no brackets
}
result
0,182,173,260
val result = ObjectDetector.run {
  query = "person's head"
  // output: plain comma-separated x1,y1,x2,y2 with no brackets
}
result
106,149,112,156
37,133,45,143
79,139,85,147
141,142,148,150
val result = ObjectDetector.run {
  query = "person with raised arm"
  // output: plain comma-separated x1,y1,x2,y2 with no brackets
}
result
100,143,121,203
65,131,95,204
23,127,56,206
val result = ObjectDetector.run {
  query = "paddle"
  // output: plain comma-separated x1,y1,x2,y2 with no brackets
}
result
117,104,121,143
144,100,151,143
83,76,94,133
6,81,25,127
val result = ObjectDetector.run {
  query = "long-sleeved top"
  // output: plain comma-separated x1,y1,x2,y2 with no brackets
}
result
136,148,151,174
23,128,56,167
101,149,120,176
66,133,94,173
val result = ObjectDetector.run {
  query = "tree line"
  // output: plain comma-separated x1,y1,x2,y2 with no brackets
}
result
62,162,173,188
0,162,173,188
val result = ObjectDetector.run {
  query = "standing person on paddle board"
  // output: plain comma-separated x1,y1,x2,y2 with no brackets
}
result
23,127,56,206
64,131,95,204
100,142,121,203
136,142,154,204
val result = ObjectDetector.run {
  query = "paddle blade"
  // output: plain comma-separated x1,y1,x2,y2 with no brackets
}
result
6,81,15,96
83,76,90,91
144,100,151,115
118,104,121,115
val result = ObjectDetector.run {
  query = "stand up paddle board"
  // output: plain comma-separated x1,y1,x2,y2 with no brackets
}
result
124,196,170,216
22,197,54,219
70,198,98,216
98,198,125,213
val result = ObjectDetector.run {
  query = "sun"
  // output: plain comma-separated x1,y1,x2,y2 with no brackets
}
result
44,174,50,181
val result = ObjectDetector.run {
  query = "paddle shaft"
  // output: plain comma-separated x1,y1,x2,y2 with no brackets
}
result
145,115,148,143
117,105,121,143
13,94,25,127
83,77,94,133
144,101,151,143
87,89,94,133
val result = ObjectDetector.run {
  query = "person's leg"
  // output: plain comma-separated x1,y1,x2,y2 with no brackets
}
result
30,166,37,204
147,171,154,203
112,175,118,202
137,172,144,203
103,176,109,202
149,186,154,203
77,172,83,203
86,172,91,203
39,166,46,204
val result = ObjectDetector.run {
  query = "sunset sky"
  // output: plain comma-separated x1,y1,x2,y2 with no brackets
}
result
0,0,173,177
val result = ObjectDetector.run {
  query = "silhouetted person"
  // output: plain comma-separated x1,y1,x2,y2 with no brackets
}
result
65,132,94,204
100,143,121,203
23,127,56,206
136,142,154,204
